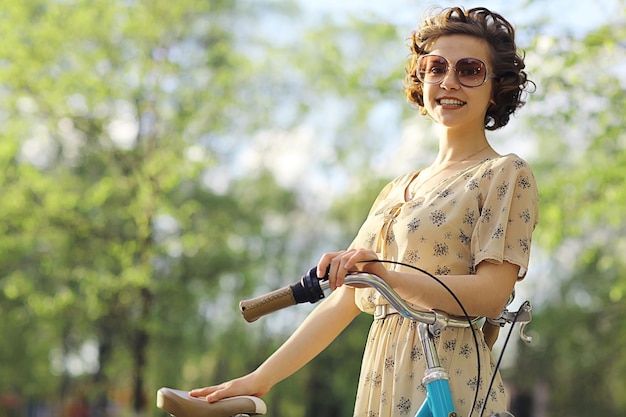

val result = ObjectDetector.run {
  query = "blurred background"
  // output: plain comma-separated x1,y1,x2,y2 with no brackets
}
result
1,0,625,416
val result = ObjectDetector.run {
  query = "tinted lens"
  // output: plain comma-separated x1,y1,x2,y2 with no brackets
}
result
417,55,448,84
455,58,487,87
416,55,488,87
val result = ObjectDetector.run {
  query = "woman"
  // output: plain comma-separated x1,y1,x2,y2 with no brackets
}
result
191,6,538,416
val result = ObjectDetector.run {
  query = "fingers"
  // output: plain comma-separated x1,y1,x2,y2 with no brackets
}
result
316,251,342,278
317,251,342,290
189,383,239,403
189,385,223,402
190,374,270,403
317,249,380,290
317,250,350,290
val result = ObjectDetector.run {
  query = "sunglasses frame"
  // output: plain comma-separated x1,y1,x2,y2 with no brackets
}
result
416,54,494,88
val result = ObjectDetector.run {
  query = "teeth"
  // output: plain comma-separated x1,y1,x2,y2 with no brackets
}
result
439,98,465,106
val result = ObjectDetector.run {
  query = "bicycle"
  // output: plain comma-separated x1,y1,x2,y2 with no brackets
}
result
157,266,533,417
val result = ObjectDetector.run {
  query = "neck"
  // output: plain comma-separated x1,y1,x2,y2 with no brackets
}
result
431,121,489,160
433,138,491,166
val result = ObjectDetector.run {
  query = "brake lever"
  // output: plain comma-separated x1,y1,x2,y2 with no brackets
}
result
487,300,533,344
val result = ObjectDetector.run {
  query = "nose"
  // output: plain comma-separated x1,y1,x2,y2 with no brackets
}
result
439,67,460,89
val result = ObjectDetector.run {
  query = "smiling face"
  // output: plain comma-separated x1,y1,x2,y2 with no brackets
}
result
422,35,494,135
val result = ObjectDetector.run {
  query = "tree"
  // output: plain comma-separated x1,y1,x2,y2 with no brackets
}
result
0,1,302,414
7,1,624,416
509,11,626,416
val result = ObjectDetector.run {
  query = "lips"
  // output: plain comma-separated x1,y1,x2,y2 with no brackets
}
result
437,97,466,107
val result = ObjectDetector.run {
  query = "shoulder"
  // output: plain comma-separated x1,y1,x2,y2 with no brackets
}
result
477,154,539,203
485,153,534,173
477,153,536,182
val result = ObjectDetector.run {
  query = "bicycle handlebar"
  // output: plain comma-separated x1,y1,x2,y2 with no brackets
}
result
239,267,533,342
239,267,325,323
240,267,470,328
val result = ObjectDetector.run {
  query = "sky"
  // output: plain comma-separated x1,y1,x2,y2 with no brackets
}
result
298,0,623,35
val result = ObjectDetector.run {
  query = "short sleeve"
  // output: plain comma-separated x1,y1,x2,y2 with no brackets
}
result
471,155,539,279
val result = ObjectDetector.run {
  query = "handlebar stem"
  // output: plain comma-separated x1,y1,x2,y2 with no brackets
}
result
418,322,441,370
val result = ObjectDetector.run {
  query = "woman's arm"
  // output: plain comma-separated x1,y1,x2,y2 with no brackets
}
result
386,259,518,318
190,284,361,402
322,249,517,319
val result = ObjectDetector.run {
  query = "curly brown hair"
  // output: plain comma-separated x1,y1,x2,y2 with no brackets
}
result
404,7,533,130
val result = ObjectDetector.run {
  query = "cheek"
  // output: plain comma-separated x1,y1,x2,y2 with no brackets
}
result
486,85,496,104
420,87,439,118
481,90,495,110
422,84,438,105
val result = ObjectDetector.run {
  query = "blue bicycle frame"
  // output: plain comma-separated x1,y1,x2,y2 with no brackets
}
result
328,273,533,417
415,322,456,417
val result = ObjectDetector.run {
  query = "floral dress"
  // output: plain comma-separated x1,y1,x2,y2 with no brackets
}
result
350,154,539,417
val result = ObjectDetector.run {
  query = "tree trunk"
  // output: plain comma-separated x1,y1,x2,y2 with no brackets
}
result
131,288,153,414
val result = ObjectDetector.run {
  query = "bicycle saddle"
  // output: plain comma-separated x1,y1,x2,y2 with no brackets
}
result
157,387,267,417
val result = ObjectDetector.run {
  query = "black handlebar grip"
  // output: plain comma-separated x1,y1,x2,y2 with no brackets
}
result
291,267,326,303
239,267,328,322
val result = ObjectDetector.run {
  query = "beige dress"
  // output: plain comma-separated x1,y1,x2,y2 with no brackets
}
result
350,154,539,417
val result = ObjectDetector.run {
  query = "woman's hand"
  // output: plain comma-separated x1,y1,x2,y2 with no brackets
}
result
189,371,271,403
317,248,387,290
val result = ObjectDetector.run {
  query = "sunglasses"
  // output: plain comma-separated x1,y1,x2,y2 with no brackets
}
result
416,54,493,88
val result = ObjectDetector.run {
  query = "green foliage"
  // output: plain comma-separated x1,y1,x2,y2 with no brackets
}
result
0,0,302,414
1,1,625,416
511,9,626,416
